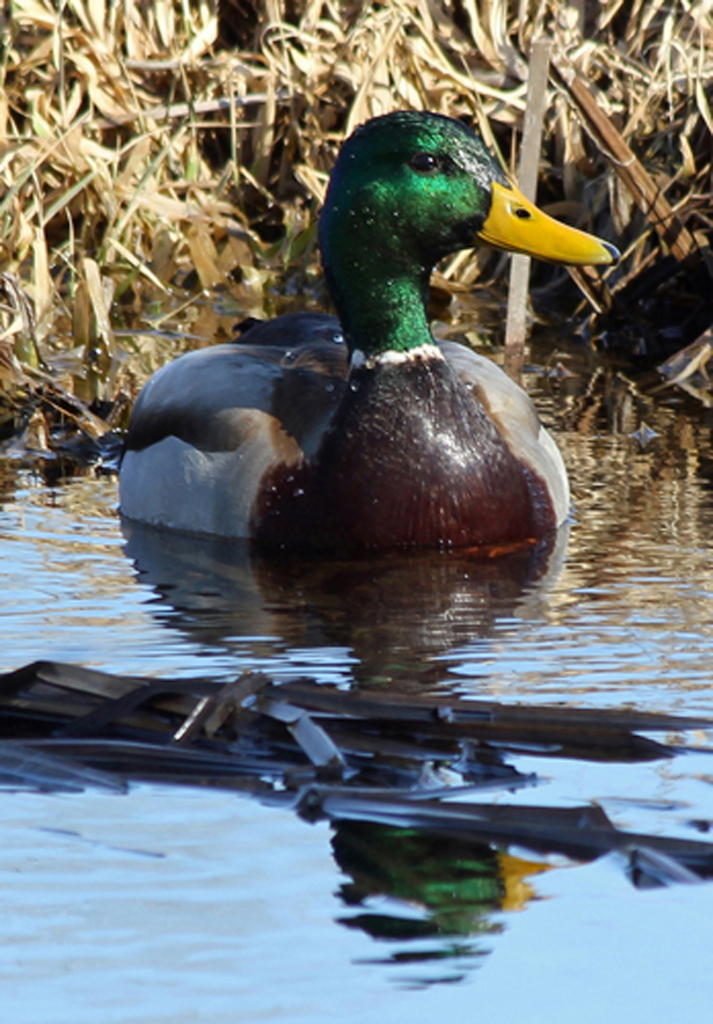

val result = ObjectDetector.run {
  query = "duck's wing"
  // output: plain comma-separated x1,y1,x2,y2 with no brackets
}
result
120,313,349,537
440,339,570,526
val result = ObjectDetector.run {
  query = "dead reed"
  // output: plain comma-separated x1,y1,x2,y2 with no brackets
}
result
1,0,712,445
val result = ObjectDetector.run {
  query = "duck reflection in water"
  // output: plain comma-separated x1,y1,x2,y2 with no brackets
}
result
122,521,568,691
331,820,548,982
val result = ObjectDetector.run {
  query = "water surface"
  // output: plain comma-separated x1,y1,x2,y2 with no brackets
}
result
2,345,713,1021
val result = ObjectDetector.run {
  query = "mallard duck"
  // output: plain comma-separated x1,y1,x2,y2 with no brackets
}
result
120,111,618,550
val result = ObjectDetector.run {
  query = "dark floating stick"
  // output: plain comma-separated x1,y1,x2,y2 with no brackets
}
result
2,660,713,885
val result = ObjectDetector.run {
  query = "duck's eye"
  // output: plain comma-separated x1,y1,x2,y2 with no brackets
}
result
514,207,532,220
409,152,439,174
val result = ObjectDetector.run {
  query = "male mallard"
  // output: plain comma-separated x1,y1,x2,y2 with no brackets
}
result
120,111,617,550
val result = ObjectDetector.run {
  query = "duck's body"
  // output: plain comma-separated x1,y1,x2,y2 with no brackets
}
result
120,111,617,550
120,313,568,546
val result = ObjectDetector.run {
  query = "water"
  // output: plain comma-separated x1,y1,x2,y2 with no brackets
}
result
2,354,713,1021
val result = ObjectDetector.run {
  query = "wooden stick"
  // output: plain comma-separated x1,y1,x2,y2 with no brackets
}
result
504,37,552,370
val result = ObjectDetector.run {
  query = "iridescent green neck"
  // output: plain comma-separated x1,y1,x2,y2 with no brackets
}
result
322,235,433,356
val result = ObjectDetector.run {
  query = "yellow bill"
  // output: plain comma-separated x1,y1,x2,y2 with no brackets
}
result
478,180,619,266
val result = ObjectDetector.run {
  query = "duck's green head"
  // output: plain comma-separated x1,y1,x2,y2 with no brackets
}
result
319,111,618,356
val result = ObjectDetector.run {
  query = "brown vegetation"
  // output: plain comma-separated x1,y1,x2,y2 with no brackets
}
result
1,0,712,447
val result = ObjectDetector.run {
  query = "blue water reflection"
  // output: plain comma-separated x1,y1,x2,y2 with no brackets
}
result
2,419,713,1020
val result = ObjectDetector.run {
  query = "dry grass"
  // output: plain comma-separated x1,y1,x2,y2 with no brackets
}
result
1,0,712,449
